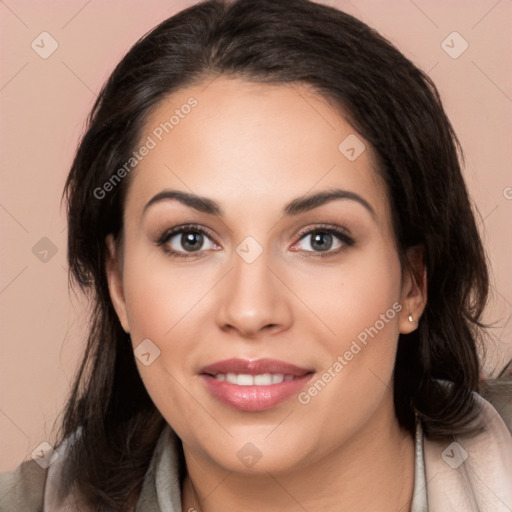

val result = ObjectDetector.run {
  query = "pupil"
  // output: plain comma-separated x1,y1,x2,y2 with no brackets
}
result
182,232,202,251
312,232,332,252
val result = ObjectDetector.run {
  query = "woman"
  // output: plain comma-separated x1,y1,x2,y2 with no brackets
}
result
1,0,511,510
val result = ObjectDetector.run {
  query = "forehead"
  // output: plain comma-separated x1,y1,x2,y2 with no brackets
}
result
126,76,389,223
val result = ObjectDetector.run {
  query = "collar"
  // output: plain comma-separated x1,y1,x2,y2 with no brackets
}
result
422,393,512,512
135,423,182,512
411,419,428,511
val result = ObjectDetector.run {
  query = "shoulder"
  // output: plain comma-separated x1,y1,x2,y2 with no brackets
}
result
0,458,48,512
423,391,512,512
0,428,85,512
480,376,512,433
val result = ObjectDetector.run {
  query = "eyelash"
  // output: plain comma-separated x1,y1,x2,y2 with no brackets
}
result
156,223,354,260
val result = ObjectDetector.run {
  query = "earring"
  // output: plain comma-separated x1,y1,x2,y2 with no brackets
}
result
408,314,414,323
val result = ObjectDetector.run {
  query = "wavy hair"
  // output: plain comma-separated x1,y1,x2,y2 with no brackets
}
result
56,0,490,509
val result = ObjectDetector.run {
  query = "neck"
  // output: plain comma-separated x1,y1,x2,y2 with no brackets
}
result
181,401,415,512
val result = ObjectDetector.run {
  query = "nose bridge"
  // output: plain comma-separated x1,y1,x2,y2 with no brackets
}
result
216,239,291,336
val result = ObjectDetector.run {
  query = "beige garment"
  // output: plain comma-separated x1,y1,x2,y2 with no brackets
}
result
1,393,511,511
423,393,512,511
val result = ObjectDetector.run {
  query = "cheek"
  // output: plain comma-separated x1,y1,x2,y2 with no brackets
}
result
120,248,217,402
122,247,216,342
120,250,211,432
296,242,402,350
296,242,403,404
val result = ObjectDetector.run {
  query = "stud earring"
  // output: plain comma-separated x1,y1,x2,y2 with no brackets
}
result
408,314,414,323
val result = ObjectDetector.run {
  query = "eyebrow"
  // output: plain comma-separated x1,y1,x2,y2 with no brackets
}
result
143,188,376,219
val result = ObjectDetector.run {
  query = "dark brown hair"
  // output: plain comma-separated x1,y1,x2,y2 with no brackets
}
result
57,0,490,509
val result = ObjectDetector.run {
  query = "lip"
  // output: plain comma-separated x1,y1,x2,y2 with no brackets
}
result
199,358,315,412
200,358,313,376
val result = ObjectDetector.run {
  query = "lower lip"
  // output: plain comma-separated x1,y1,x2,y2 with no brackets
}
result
200,373,314,411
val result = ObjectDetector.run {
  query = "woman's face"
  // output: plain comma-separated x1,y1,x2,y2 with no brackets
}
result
106,76,424,474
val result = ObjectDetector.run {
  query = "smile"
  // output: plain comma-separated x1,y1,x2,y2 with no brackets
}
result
210,373,296,385
199,358,315,411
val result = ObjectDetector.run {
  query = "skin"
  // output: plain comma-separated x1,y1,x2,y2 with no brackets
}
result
105,76,427,512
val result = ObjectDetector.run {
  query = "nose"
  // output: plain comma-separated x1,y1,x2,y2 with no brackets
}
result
215,248,293,339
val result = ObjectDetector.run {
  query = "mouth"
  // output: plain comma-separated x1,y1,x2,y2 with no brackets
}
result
199,358,315,411
207,373,299,385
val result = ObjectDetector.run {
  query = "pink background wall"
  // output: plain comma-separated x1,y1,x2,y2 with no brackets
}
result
1,0,511,471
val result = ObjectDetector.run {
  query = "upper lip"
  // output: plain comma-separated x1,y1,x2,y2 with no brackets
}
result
200,358,314,376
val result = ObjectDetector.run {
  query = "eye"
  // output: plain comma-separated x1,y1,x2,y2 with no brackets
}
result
156,223,354,260
292,224,354,257
156,224,219,258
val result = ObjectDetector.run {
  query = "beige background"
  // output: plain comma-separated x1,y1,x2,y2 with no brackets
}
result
1,0,511,472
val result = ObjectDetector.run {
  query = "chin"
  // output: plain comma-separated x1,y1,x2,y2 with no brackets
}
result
202,435,312,475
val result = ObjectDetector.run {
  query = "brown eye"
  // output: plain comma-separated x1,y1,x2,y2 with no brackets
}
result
157,224,219,258
175,231,205,252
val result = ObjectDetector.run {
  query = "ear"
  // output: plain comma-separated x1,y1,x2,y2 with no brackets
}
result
398,245,427,334
105,234,130,333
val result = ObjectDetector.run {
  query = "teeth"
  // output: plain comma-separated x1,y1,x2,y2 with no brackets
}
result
237,374,255,386
254,374,272,385
213,373,292,385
